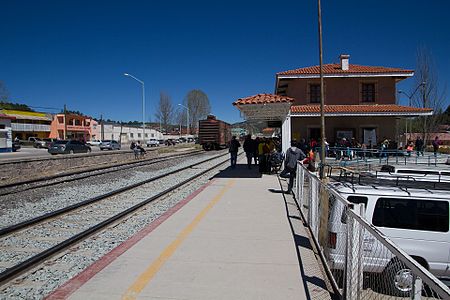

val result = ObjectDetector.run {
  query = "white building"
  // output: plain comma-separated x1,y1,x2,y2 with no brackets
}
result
0,114,14,152
98,123,163,143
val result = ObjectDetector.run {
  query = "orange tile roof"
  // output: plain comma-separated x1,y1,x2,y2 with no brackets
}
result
233,93,295,106
291,104,432,114
277,64,413,76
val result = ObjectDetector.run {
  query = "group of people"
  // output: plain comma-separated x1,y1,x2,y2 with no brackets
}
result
407,136,442,157
130,141,146,159
228,135,283,173
229,136,309,194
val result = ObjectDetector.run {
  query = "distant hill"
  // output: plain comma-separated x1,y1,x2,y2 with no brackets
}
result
0,101,34,112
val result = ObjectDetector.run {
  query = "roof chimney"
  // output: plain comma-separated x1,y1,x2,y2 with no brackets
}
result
340,54,350,71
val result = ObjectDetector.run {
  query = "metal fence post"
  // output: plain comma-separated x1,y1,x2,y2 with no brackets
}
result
309,178,319,237
345,204,364,300
295,163,300,200
297,164,304,208
412,274,423,300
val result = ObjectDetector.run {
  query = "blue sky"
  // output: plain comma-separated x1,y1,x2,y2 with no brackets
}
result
1,0,449,123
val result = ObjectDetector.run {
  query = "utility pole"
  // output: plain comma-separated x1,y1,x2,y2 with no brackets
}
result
64,104,67,140
318,0,326,179
422,81,428,145
100,114,104,140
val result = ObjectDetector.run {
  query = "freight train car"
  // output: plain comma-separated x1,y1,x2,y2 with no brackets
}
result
198,115,231,151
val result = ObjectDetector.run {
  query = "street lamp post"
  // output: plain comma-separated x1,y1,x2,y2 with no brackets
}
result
398,82,426,144
124,73,145,141
178,104,189,139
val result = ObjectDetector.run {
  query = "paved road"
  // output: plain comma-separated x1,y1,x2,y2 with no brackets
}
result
0,146,108,162
0,144,174,162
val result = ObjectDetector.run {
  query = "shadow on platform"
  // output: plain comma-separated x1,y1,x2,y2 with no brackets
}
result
213,164,263,178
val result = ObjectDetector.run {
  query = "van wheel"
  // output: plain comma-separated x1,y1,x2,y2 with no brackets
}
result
69,150,74,154
382,260,412,297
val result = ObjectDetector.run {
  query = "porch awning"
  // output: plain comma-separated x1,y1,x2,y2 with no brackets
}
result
232,94,294,121
290,104,433,117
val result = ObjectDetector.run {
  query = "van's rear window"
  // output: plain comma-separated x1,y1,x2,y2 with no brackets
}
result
372,198,449,232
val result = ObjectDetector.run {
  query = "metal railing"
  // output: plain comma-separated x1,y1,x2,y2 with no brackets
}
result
293,163,450,299
319,146,448,168
11,123,51,132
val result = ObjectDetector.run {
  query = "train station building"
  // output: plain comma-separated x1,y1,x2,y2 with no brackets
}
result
233,54,433,152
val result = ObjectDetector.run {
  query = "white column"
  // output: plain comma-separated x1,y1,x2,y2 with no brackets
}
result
281,113,291,154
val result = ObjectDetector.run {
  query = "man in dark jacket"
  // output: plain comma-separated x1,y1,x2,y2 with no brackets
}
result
243,135,253,169
229,136,241,169
281,140,306,193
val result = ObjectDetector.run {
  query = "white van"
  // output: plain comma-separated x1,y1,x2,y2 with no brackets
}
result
377,165,450,183
326,182,450,296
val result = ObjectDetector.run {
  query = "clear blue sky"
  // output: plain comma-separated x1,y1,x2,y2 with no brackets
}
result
1,0,449,124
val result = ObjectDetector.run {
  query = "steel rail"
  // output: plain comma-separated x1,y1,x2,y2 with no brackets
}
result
0,150,203,196
0,151,233,285
0,151,225,238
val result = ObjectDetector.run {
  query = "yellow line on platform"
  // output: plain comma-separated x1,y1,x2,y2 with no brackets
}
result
122,179,235,300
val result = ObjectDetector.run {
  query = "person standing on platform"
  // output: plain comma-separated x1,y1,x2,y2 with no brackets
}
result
415,136,424,156
252,137,259,165
432,136,441,157
280,140,306,193
243,135,253,169
229,136,241,169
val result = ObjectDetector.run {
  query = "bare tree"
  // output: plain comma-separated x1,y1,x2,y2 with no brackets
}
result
0,81,9,101
184,89,211,134
175,108,187,134
155,92,174,134
411,47,447,143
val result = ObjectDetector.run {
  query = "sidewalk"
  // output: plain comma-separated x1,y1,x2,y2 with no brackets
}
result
49,158,333,300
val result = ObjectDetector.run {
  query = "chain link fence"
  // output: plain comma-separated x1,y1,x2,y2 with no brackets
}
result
293,163,450,299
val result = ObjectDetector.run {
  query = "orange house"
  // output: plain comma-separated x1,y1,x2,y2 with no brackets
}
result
49,113,97,141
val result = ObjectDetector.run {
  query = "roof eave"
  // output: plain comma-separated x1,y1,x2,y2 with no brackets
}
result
291,111,433,117
277,72,414,79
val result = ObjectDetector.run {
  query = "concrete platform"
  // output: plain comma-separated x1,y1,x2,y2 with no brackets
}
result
48,158,333,300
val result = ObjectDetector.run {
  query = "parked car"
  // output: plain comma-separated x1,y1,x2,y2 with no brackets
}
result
48,140,91,155
378,165,450,183
87,139,102,146
327,182,450,296
30,137,45,148
165,139,176,146
100,140,121,150
146,139,159,147
28,137,40,143
41,138,57,149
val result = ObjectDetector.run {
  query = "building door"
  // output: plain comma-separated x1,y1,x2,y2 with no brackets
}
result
309,128,320,141
363,128,377,146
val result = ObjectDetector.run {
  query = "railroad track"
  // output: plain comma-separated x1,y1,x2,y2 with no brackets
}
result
0,151,231,285
0,150,203,197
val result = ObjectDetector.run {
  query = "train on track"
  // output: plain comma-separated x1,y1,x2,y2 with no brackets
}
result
198,115,231,151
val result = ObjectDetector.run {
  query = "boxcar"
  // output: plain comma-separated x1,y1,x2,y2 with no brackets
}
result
198,115,231,151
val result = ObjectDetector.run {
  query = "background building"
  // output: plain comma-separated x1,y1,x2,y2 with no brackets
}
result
94,122,163,144
0,109,53,140
0,113,14,152
49,113,96,141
